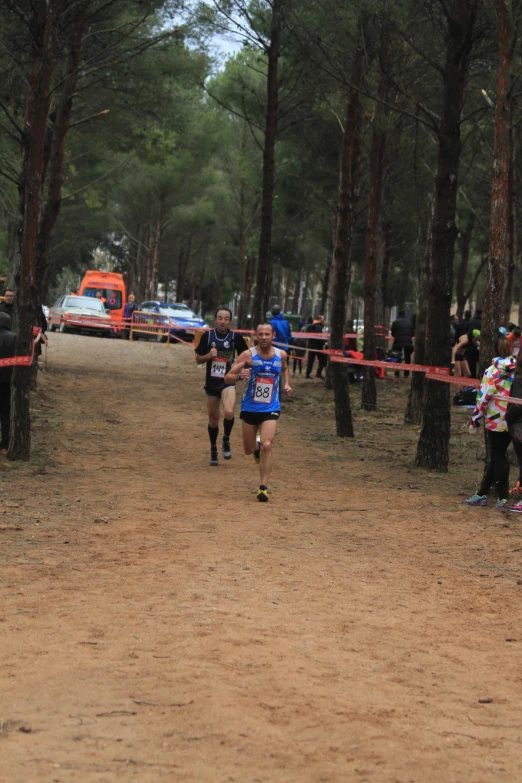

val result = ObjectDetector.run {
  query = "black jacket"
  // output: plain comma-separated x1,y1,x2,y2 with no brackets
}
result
391,317,414,348
307,322,326,349
0,318,17,384
468,316,482,334
0,302,14,317
455,317,471,341
506,375,522,428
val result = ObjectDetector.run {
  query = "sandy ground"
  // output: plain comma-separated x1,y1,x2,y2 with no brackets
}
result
2,333,522,783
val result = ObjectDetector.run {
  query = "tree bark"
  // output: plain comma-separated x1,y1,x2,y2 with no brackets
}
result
405,217,432,424
319,255,331,317
251,0,282,326
329,35,364,437
455,213,475,319
362,43,387,412
503,107,516,323
291,268,302,315
10,2,55,461
150,199,165,300
416,1,478,472
479,0,514,376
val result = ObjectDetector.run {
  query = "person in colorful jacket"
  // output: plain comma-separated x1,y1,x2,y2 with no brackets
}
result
465,337,516,508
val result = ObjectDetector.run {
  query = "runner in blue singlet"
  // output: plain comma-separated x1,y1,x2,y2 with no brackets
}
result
224,323,292,502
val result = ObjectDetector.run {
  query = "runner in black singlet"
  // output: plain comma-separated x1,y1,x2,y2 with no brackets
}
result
195,307,249,466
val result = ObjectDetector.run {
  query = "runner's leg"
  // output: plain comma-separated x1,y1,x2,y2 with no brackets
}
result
221,386,236,458
242,420,258,455
259,419,277,487
207,395,220,445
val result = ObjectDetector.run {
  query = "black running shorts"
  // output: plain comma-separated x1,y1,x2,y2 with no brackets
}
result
240,410,280,426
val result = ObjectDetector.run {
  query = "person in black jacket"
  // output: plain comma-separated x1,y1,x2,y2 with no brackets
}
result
391,310,414,377
456,310,472,341
305,316,327,379
506,349,522,505
0,312,16,454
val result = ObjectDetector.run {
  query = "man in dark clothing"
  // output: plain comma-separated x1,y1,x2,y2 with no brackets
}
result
456,310,472,341
305,315,327,379
391,309,414,377
469,308,482,333
0,288,14,318
466,308,482,378
0,312,16,454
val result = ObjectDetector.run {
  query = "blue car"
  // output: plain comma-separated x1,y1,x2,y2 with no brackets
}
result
137,301,207,343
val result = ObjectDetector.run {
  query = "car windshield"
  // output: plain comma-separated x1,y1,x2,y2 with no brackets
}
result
83,287,122,310
63,296,105,311
160,306,198,319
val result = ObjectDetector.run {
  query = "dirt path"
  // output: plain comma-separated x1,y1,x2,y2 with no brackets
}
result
2,335,522,782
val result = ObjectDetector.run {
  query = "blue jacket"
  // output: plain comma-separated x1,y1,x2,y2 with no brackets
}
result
270,314,292,348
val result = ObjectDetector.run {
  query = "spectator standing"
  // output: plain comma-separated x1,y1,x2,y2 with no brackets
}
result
0,289,15,317
269,305,292,351
455,310,472,341
0,312,16,455
465,337,515,509
506,349,522,503
469,308,482,333
507,326,522,358
391,309,414,377
450,314,458,345
123,294,138,340
305,315,327,379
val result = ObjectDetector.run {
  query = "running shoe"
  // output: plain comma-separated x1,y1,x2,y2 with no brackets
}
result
209,448,219,467
222,438,232,460
464,494,487,506
509,481,522,496
257,485,269,502
496,499,508,510
508,499,522,513
253,436,261,465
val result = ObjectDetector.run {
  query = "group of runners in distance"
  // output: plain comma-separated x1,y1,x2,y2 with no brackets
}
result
195,308,292,502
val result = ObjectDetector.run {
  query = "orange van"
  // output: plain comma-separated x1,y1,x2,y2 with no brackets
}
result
79,271,126,328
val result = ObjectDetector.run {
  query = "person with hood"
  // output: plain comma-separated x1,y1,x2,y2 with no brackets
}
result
465,337,516,508
0,312,16,454
269,305,292,351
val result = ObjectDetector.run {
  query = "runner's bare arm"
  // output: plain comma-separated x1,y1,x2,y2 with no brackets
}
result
224,350,251,385
195,347,217,364
281,351,292,395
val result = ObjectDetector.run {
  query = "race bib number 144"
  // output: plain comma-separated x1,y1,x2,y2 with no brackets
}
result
210,358,227,378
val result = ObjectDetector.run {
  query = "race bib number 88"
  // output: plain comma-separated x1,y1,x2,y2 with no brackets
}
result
210,358,227,378
254,376,274,404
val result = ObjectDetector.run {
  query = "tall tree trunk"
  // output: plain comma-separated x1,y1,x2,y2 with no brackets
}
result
416,1,477,472
455,213,475,319
479,0,514,376
10,3,54,461
283,272,292,312
319,255,331,316
329,35,364,437
150,199,164,300
405,217,432,424
362,43,388,412
252,0,282,326
292,268,302,314
503,108,516,323
36,11,85,303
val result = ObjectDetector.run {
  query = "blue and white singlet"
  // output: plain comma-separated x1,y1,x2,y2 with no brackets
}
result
241,346,283,413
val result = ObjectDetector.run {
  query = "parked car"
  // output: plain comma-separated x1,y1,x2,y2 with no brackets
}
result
48,295,112,336
136,302,206,342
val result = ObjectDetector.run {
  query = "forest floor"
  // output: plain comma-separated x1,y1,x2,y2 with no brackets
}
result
2,334,522,783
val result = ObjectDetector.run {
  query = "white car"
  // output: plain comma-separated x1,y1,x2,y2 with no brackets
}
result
48,295,112,336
